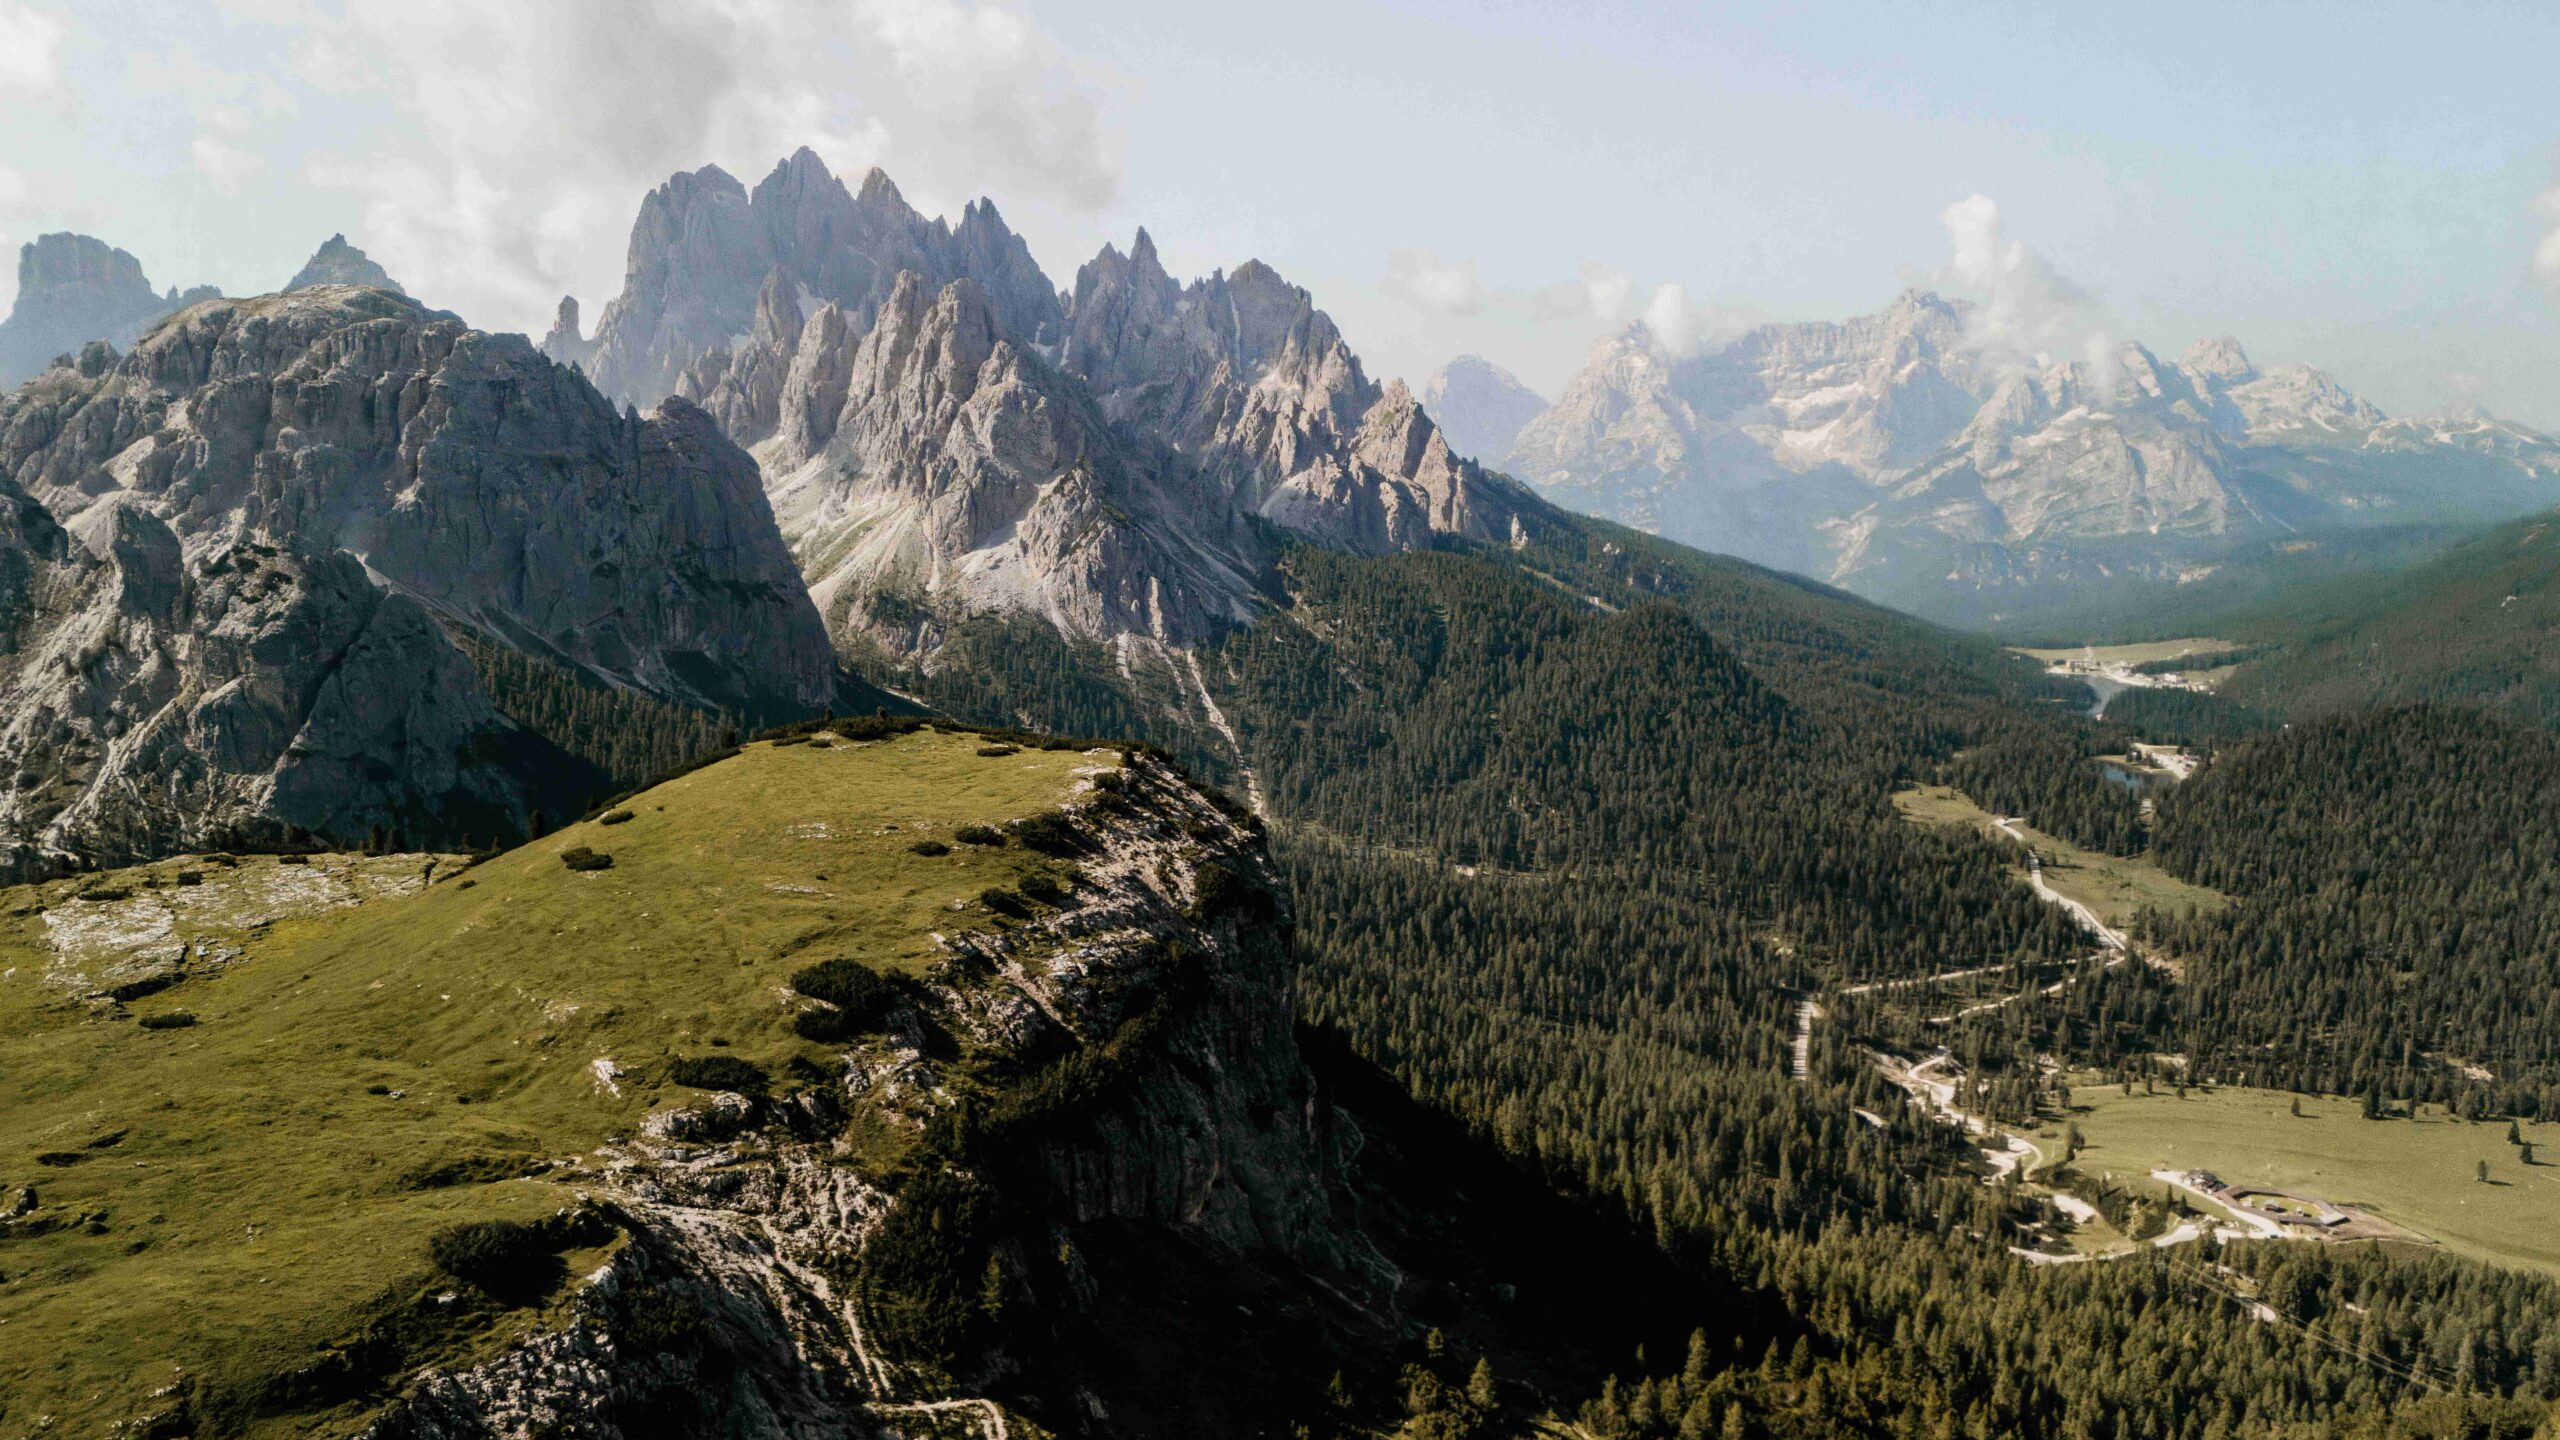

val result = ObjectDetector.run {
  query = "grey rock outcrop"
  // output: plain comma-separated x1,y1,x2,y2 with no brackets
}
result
576,148,1063,407
1422,354,1547,462
0,285,845,876
0,234,218,388
284,233,404,295
536,295,598,371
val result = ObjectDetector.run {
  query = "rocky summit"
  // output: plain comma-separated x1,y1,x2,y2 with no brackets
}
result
688,269,1264,654
0,232,219,389
602,154,1548,660
0,285,849,878
554,148,1060,408
284,233,406,295
1504,294,2560,623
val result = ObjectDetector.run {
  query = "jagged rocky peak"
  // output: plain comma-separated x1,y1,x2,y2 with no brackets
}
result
675,268,810,445
283,233,404,295
1059,229,1542,555
537,293,597,369
1423,354,1548,463
2218,360,2388,437
580,149,1065,407
0,233,215,388
753,266,1263,653
2182,335,2257,384
0,284,847,876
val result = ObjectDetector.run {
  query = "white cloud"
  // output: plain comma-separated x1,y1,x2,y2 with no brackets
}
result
0,162,24,206
2533,185,2560,290
224,0,1121,333
191,134,264,194
187,105,266,194
1382,249,1484,316
1937,193,2115,374
0,2,63,93
1527,261,1741,358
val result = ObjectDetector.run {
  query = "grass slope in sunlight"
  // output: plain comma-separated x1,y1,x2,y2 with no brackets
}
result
0,729,1108,1435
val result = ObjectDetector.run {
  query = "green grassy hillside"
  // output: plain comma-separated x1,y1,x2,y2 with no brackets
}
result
0,730,1107,1433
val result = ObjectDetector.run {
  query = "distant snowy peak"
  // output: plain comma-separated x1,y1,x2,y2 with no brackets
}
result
2211,360,2386,440
2366,406,2560,477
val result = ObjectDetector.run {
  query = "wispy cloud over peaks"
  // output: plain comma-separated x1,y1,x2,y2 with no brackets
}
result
1382,249,1485,316
1538,261,1745,358
1937,193,2116,375
2534,184,2560,291
201,0,1120,333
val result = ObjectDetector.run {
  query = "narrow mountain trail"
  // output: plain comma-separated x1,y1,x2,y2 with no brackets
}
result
868,1397,1011,1440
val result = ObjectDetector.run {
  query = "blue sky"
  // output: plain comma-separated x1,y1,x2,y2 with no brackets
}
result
3,0,2556,423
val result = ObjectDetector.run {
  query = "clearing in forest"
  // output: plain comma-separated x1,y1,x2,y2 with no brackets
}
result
2062,1084,2560,1277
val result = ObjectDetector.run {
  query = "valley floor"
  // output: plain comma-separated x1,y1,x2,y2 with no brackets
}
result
2061,1085,2560,1277
1878,777,2560,1279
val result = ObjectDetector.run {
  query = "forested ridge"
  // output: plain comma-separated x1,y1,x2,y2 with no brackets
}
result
888,520,2560,1438
2214,508,2560,731
2064,705,2560,1114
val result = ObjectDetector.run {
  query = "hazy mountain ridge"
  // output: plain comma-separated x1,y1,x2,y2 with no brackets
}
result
1498,294,2560,625
1422,354,1548,463
0,232,220,389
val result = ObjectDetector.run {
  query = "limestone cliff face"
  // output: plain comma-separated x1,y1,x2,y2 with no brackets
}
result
563,149,1062,406
0,286,845,875
0,234,217,388
0,511,585,879
733,271,1264,652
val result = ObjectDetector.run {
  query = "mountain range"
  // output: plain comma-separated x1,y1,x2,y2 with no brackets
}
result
10,145,2560,1440
1476,292,2560,626
555,149,1540,663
